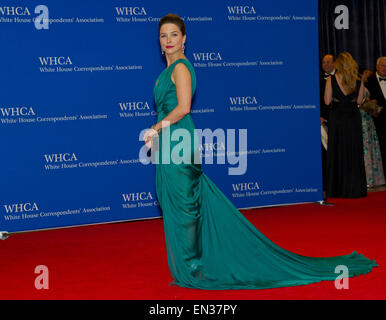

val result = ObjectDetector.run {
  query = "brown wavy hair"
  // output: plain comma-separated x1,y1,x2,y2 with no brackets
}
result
334,52,359,94
159,14,186,36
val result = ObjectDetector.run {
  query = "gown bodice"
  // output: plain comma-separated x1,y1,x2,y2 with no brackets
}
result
153,58,196,121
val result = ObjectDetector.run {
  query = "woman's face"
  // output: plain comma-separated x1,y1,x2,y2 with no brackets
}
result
159,23,186,56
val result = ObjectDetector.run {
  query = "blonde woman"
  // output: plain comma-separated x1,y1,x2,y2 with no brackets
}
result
324,52,367,198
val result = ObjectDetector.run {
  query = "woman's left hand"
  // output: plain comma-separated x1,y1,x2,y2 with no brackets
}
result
144,128,158,148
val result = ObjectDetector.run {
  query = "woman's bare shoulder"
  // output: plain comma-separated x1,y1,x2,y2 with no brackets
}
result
171,61,191,84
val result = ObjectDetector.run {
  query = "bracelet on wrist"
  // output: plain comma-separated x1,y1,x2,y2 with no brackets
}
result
152,124,162,134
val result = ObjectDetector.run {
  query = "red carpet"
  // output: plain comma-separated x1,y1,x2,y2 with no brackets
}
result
1,192,384,300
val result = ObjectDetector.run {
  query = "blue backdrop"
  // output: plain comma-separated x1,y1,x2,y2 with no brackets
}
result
1,0,322,233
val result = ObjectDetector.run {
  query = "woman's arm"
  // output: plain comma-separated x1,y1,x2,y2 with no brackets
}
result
324,76,332,106
152,63,192,132
356,80,366,105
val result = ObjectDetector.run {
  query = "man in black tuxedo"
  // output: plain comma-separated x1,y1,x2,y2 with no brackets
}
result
319,54,335,199
365,57,386,175
320,54,335,123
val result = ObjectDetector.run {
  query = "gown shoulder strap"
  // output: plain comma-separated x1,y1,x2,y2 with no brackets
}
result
330,75,343,103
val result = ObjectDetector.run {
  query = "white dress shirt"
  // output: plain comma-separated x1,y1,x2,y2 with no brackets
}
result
376,72,386,99
323,69,336,80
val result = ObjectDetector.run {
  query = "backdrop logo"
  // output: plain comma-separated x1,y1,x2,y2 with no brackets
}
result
122,192,153,202
232,182,260,192
0,5,49,29
229,96,259,112
193,52,222,61
119,101,151,111
229,97,258,105
3,202,39,214
121,192,158,209
115,7,147,15
44,153,78,163
227,6,256,15
118,100,155,118
38,57,73,66
0,107,35,117
34,5,49,30
0,6,31,16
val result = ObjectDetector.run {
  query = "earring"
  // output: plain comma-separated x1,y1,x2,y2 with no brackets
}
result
161,50,164,55
182,44,185,53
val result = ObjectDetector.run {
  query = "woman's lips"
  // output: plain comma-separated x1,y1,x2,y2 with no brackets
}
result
166,45,174,49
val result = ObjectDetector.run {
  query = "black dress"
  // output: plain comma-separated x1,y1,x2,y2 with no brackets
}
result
320,74,331,195
326,75,367,198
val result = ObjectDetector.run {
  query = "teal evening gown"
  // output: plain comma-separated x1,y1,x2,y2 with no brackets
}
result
152,58,378,290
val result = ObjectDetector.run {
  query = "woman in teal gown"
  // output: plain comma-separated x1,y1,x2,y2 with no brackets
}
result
143,14,378,290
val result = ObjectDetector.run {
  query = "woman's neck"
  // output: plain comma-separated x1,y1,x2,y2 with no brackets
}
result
166,53,186,67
